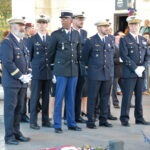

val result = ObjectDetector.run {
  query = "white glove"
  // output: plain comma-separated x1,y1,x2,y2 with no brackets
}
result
138,66,145,72
135,66,145,77
119,57,123,62
52,75,57,84
19,74,32,84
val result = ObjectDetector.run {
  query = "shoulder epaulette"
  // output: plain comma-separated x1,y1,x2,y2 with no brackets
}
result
5,37,10,40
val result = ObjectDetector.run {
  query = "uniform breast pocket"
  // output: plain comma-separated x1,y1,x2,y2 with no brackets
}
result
92,49,101,58
15,51,23,59
127,44,134,49
58,41,69,50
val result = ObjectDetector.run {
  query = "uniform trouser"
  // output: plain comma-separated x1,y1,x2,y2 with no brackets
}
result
111,78,123,105
120,78,144,123
30,79,51,124
87,79,112,125
4,87,26,141
21,92,28,117
54,76,77,129
75,76,85,120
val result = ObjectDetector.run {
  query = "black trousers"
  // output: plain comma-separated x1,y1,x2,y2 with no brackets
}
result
75,76,85,120
4,87,26,141
30,79,51,124
111,78,123,105
120,78,144,123
21,91,28,116
87,79,112,125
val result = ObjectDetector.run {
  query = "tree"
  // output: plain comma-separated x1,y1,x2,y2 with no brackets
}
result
0,0,12,40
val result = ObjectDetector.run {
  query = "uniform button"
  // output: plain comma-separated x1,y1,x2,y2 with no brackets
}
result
45,53,48,55
72,49,73,51
105,60,106,63
46,64,48,67
72,55,74,57
104,65,106,68
104,55,106,57
104,50,106,52
71,60,73,63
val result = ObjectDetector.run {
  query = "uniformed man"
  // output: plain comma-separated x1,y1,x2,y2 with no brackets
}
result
1,17,31,145
72,12,87,123
120,15,150,126
28,14,53,129
21,22,35,123
82,19,114,129
25,23,36,38
49,10,82,133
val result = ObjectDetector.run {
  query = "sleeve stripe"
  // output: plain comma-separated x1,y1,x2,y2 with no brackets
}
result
11,68,19,76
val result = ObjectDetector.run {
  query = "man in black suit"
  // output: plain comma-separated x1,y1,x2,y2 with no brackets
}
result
28,14,53,130
21,22,36,123
120,15,150,126
111,32,124,108
72,12,87,123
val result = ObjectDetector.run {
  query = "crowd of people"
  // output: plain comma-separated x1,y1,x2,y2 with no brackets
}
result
0,10,150,145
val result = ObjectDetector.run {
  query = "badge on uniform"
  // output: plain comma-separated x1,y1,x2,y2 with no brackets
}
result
16,55,20,59
108,44,111,47
95,44,100,47
35,42,41,46
128,42,133,44
62,42,64,50
15,47,20,50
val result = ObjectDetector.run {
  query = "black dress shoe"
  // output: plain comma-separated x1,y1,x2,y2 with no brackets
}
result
121,122,130,127
81,112,87,117
21,115,30,123
5,139,19,145
64,120,67,125
30,124,40,130
114,105,120,109
130,104,135,108
42,122,53,128
15,136,30,142
86,124,97,129
136,120,150,125
75,117,86,123
55,128,63,133
108,114,117,120
68,126,82,131
99,122,113,127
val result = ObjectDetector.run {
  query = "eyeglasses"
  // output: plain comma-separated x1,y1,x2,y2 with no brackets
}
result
37,21,48,24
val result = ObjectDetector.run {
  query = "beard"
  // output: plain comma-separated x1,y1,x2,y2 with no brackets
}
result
13,29,25,39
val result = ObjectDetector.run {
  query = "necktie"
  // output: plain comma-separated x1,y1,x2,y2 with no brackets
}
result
135,36,138,43
67,31,71,41
102,37,105,43
43,35,46,43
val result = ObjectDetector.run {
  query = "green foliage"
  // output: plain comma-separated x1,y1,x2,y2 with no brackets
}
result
0,0,12,40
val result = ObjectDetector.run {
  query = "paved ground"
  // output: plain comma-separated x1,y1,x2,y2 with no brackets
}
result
0,95,150,150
